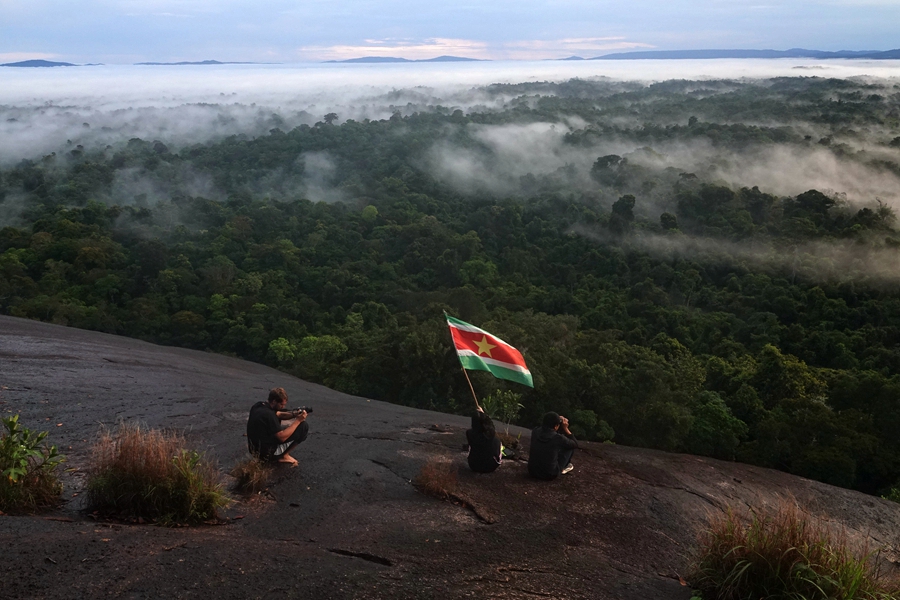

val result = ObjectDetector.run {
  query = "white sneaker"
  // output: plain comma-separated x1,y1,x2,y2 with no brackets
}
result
561,463,574,474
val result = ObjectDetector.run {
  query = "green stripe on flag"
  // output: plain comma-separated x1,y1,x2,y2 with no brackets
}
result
459,354,534,388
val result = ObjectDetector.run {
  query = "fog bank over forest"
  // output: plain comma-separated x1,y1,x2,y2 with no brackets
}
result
2,60,900,212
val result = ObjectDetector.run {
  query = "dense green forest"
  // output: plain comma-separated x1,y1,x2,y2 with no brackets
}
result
3,76,900,495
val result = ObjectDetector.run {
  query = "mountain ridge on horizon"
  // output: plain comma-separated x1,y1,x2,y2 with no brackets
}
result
4,48,900,68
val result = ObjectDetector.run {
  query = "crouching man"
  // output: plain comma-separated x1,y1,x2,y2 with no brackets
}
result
528,411,577,480
246,387,309,465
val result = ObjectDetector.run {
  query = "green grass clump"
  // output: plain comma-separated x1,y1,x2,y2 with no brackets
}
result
0,414,64,512
690,502,900,600
86,423,229,524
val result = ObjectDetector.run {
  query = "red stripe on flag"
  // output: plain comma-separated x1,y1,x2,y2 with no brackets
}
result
449,327,528,368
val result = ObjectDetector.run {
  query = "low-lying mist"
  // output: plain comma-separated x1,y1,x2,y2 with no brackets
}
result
3,60,900,288
573,224,900,286
427,121,900,207
3,59,900,164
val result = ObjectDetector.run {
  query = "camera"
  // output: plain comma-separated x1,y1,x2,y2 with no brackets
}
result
289,406,313,417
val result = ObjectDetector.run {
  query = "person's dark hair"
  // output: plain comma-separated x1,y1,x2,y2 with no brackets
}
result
268,387,288,404
474,411,496,439
542,411,561,428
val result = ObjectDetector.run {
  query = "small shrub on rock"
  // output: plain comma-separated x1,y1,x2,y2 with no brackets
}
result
86,423,229,524
690,501,900,600
480,390,523,435
882,486,900,503
0,414,64,512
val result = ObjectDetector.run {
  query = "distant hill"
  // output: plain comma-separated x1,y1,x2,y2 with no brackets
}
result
1,59,76,67
869,49,900,59
592,48,900,60
327,55,483,63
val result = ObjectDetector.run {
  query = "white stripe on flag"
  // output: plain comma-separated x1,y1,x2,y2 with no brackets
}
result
447,320,514,348
456,349,532,374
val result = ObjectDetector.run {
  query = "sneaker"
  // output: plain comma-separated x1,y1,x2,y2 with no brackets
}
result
561,463,574,475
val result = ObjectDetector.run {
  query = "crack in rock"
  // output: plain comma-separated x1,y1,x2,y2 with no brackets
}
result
497,567,555,574
369,459,411,483
332,432,451,448
368,460,495,524
327,548,393,566
506,586,558,597
625,473,724,510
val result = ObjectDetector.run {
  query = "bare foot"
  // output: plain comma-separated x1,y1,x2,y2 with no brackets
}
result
278,455,298,466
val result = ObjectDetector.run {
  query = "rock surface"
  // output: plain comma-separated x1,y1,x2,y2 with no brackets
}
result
2,315,899,599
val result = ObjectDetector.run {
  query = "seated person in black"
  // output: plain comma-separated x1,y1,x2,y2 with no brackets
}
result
246,387,309,465
466,407,502,473
528,411,577,480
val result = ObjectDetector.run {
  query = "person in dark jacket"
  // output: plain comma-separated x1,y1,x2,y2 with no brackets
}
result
466,407,502,473
528,411,577,480
246,387,309,465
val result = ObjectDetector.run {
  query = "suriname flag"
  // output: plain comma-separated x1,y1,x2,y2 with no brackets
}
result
445,314,534,388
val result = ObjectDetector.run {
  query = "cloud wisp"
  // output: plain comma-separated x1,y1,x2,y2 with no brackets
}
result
424,119,900,207
573,225,900,287
297,38,490,61
296,36,656,61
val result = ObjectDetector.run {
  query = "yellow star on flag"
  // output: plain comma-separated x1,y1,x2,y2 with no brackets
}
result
473,336,496,357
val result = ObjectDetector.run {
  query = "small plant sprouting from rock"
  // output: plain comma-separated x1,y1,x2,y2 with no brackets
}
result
86,423,229,524
479,390,523,435
0,414,64,512
881,486,900,504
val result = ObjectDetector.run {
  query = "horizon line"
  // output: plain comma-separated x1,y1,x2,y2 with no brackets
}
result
4,47,900,67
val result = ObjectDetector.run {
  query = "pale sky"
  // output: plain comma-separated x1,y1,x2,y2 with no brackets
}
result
1,0,899,64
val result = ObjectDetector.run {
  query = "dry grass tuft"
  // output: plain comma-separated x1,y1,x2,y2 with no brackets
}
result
230,458,272,494
497,432,519,450
414,457,458,499
690,500,900,600
86,423,229,524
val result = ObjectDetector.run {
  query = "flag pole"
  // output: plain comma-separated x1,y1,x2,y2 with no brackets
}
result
446,310,481,410
462,367,481,410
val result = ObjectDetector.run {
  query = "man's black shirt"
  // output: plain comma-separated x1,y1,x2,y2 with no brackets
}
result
247,401,281,460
